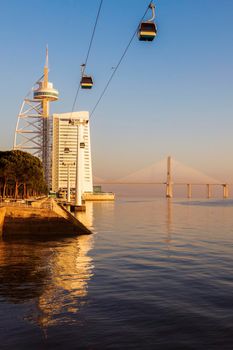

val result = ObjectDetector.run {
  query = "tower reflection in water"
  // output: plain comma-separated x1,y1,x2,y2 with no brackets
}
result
0,204,94,328
74,201,94,230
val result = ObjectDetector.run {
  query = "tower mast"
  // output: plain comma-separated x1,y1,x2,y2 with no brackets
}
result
33,47,59,186
14,47,59,188
43,45,49,117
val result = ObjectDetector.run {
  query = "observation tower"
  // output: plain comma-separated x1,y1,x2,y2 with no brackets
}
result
14,48,59,186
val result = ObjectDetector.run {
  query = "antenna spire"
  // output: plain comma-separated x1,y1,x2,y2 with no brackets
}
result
45,45,49,68
44,45,49,85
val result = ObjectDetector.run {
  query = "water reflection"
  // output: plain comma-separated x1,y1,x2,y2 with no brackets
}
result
0,234,94,327
166,198,173,239
74,201,94,229
0,239,47,303
75,200,115,232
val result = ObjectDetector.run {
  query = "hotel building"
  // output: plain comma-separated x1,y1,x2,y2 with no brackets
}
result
52,111,93,193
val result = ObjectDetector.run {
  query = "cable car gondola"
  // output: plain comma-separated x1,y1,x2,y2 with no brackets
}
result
80,76,93,89
138,3,157,41
138,22,157,41
80,63,93,89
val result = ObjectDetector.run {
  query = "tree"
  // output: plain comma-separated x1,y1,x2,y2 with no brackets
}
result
0,150,47,198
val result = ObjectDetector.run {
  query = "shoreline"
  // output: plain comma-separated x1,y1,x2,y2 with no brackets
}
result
0,198,92,238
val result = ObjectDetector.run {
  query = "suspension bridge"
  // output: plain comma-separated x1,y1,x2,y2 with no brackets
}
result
94,156,231,199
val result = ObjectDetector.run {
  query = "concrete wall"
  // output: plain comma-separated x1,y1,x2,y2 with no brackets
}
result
83,193,115,201
2,200,91,237
30,197,48,208
0,207,6,236
51,199,91,235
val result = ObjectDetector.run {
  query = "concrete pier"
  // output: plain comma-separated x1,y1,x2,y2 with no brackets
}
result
0,207,6,236
166,184,173,198
0,198,91,238
166,156,173,198
207,184,212,199
223,184,229,198
187,184,192,198
82,192,115,201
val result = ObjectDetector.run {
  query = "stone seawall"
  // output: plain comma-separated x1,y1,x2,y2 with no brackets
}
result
1,199,91,237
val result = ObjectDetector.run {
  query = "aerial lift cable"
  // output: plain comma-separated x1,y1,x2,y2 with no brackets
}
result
71,0,104,114
90,1,153,118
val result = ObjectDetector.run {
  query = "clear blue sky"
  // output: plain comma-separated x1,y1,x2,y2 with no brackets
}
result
0,0,233,181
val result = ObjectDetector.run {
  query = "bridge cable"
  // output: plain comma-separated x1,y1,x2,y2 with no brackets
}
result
71,0,104,115
90,1,152,118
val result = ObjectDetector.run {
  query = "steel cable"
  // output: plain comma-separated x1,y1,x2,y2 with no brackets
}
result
90,1,152,118
71,0,104,114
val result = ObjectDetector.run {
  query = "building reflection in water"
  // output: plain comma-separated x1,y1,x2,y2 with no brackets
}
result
0,211,95,328
36,234,94,327
74,201,94,229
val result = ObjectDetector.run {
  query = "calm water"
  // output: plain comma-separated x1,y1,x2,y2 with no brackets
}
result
1,198,233,349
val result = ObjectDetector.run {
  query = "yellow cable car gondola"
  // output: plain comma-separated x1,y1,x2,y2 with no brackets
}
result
138,3,157,41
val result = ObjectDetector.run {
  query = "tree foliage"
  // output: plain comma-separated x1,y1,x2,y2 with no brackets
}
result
0,150,47,198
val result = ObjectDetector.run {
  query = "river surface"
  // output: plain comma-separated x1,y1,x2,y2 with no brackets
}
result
0,198,233,349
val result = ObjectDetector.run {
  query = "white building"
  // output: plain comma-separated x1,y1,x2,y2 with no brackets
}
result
52,111,93,193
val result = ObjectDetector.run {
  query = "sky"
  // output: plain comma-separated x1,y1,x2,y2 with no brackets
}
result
0,0,233,182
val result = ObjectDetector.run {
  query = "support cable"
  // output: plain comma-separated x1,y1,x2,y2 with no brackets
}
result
61,0,104,196
90,1,152,118
71,0,104,115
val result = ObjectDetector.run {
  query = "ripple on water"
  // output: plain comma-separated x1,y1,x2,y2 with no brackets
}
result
1,198,233,349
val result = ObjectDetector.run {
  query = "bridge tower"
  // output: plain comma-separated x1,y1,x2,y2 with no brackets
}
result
166,156,173,198
14,47,59,187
